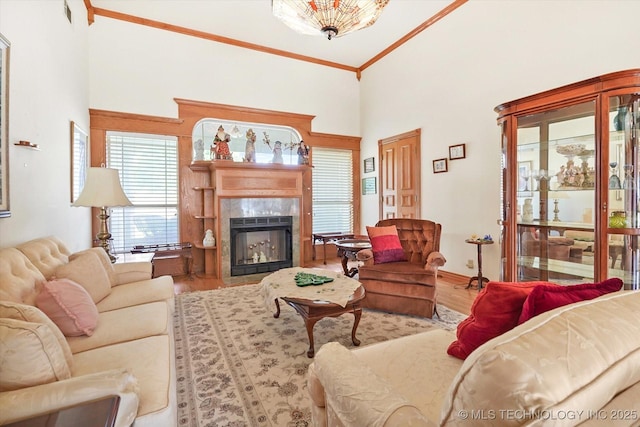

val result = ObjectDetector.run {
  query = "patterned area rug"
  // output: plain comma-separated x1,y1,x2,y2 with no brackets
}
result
174,283,465,427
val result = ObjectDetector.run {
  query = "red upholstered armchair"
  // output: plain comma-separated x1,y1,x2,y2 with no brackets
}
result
356,218,446,318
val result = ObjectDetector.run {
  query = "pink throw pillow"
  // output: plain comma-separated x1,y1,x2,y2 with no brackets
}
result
36,279,99,336
366,225,407,264
447,281,553,360
517,278,623,324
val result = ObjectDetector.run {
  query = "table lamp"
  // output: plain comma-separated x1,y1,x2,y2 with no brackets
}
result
73,167,132,263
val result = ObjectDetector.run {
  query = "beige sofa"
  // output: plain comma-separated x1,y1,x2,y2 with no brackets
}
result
308,290,640,426
0,236,176,426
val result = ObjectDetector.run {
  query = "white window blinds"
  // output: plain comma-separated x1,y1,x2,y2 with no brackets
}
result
106,131,179,253
312,147,353,234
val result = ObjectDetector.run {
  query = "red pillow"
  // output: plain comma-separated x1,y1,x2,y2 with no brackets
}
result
447,281,553,360
366,225,407,264
517,278,623,324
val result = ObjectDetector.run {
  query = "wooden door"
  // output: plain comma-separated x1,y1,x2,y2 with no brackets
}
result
379,129,421,219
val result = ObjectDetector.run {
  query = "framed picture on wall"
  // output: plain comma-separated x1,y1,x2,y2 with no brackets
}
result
70,121,89,203
433,158,448,174
449,143,466,160
362,177,377,195
364,157,375,173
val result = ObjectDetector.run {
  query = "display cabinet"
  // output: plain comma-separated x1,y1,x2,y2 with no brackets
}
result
496,69,640,289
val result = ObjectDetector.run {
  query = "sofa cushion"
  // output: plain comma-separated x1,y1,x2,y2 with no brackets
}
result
0,300,73,367
73,335,172,418
0,318,71,391
447,281,553,360
17,236,71,280
96,276,174,313
69,248,117,287
366,225,407,264
0,247,46,305
54,252,111,303
518,278,623,324
67,301,171,354
36,279,99,337
440,291,640,425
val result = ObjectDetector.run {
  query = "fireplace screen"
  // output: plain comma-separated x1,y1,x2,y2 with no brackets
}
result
230,216,292,276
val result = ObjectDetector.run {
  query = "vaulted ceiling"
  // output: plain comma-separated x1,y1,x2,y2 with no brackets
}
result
87,0,466,75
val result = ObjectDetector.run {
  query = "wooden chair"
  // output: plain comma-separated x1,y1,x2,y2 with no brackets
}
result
356,218,446,318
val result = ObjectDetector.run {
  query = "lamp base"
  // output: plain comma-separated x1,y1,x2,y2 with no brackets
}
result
97,207,117,263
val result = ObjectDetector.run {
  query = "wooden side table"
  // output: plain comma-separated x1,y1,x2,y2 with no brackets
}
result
335,239,371,277
312,232,355,264
465,239,494,290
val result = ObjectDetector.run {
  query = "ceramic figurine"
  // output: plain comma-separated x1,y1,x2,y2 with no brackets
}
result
213,126,231,160
244,128,257,162
272,140,283,164
259,251,267,262
297,141,310,165
523,198,534,222
203,229,215,247
193,138,205,160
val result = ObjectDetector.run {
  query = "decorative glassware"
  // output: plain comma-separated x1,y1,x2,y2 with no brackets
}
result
531,169,541,191
609,162,622,189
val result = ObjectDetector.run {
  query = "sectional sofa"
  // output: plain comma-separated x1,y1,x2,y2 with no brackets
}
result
0,236,176,426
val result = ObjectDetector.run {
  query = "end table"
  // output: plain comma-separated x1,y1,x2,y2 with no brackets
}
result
465,239,494,290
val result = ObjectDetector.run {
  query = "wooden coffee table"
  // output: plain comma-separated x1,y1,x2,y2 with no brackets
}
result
273,285,365,358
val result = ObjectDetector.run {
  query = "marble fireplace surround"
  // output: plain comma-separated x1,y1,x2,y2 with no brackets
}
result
220,197,300,280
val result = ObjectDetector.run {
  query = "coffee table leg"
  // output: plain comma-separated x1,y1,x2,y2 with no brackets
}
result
351,307,362,347
305,319,318,358
273,299,281,318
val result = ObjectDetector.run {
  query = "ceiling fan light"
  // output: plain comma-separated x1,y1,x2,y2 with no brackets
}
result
272,0,389,40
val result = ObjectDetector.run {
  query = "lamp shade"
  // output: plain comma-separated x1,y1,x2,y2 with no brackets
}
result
272,0,389,40
73,167,132,208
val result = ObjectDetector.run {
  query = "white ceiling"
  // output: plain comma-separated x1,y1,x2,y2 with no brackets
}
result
90,0,456,68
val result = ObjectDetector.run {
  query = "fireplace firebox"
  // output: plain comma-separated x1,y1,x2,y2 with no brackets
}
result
230,216,293,276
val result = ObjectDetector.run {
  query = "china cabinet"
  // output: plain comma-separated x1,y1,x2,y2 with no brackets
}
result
496,69,640,290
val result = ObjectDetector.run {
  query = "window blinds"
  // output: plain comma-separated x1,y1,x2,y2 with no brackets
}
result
106,132,179,253
312,147,354,234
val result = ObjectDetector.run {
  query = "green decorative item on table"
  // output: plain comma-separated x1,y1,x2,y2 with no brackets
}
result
609,211,626,228
294,272,334,287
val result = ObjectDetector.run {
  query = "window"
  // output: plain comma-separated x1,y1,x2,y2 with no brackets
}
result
106,131,178,253
312,147,353,233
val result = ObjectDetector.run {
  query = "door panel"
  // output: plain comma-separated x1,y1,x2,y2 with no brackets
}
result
379,129,421,220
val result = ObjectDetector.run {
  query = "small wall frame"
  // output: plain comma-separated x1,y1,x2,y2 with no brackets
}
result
363,157,375,173
433,158,448,174
362,177,377,195
449,143,466,160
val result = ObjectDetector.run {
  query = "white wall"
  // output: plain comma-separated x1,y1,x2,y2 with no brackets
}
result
0,0,91,250
359,0,640,281
87,16,361,136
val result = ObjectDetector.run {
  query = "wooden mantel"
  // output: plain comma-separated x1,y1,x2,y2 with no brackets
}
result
190,160,312,279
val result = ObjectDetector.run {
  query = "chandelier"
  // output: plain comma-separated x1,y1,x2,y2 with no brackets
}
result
272,0,390,40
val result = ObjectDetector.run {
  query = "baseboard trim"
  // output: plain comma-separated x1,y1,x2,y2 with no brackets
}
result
439,270,470,283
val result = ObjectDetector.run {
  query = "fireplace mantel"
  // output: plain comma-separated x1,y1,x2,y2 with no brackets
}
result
189,161,312,279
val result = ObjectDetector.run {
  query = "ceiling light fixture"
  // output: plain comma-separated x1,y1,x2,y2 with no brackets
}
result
272,0,389,40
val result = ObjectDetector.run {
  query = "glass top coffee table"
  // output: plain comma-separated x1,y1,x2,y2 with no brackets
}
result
335,239,372,277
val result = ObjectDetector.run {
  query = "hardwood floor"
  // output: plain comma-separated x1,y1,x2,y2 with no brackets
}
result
173,257,477,315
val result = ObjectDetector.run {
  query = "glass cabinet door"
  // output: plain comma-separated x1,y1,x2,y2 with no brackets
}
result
608,94,640,289
515,100,596,283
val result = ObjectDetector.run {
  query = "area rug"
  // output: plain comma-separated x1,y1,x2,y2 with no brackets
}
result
174,283,465,427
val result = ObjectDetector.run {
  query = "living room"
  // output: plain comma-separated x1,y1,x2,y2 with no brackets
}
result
1,1,640,426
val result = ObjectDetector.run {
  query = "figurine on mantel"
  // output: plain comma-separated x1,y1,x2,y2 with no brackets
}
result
193,138,204,160
297,141,310,165
272,141,283,164
244,128,257,162
212,125,232,160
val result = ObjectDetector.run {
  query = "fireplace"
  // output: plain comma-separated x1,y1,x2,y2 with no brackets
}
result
230,216,293,276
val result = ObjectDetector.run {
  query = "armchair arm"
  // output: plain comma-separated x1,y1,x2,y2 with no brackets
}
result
356,249,375,266
0,369,139,427
312,342,434,427
425,251,446,273
113,262,153,285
